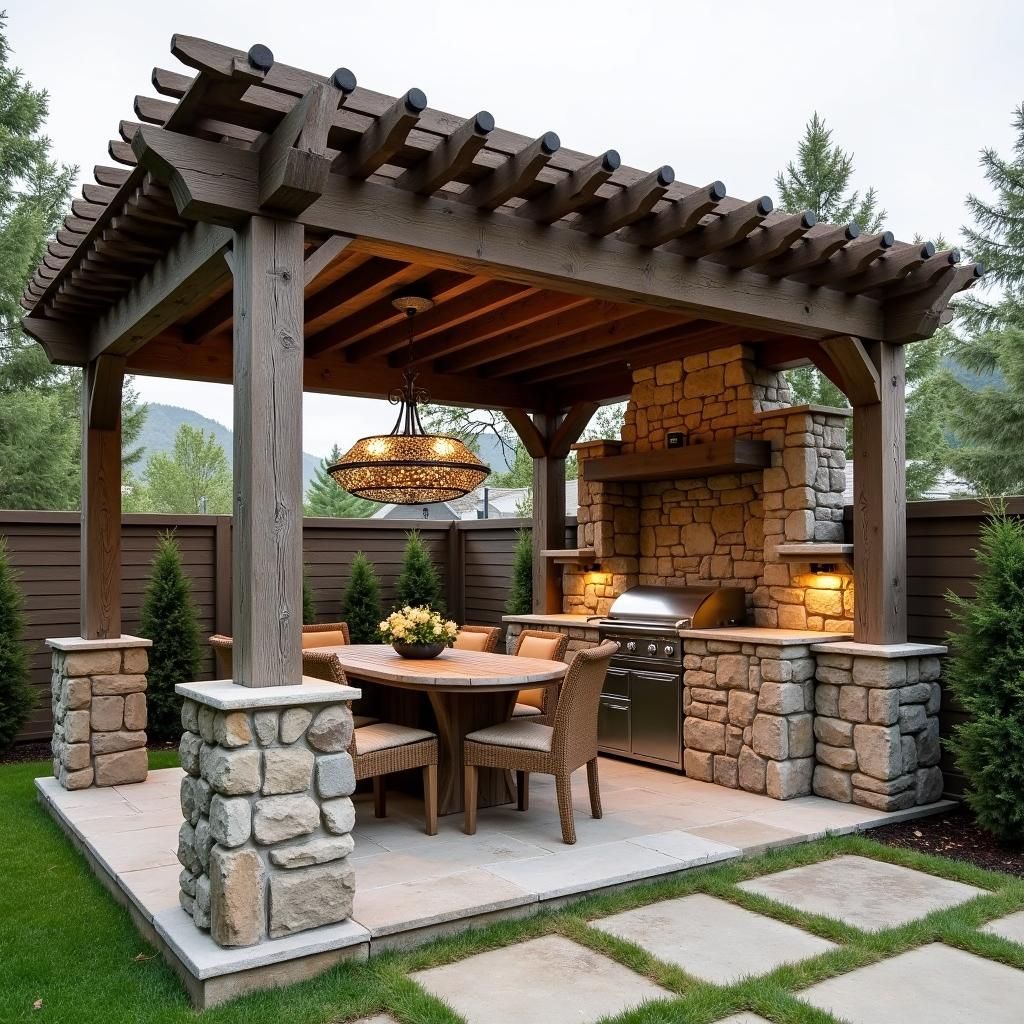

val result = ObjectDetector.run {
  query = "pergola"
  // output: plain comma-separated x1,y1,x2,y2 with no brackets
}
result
22,35,980,687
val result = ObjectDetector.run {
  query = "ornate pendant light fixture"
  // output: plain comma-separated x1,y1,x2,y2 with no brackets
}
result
329,296,491,505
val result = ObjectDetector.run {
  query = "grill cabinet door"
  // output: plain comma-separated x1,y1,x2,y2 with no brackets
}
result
629,668,682,766
598,667,630,752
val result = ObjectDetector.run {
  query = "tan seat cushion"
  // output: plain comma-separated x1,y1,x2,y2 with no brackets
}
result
513,702,543,718
302,630,346,649
454,630,490,651
466,719,553,753
517,635,560,661
354,722,435,755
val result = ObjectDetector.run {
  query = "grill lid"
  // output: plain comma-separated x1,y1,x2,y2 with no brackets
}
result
602,584,746,630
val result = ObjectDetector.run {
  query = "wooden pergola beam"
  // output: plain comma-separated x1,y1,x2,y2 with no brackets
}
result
574,165,674,236
671,196,773,258
819,335,881,406
396,111,495,195
885,263,983,342
458,132,560,210
619,181,726,248
516,150,621,225
332,88,427,179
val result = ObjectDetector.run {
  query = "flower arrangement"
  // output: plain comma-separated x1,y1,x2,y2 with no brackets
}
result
379,605,459,659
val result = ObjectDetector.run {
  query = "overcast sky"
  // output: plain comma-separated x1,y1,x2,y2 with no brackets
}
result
8,0,1023,457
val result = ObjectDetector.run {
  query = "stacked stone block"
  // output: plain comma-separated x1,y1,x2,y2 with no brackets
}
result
682,637,815,799
810,646,945,810
177,697,356,946
48,637,151,790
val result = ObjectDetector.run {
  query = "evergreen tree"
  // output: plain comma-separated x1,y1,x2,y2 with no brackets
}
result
775,112,885,231
505,529,533,615
304,445,378,517
945,512,1024,842
395,530,445,611
134,424,233,514
0,537,34,750
302,567,316,625
342,551,384,643
139,533,201,741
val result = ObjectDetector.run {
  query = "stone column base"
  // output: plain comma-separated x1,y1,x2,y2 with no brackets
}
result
47,636,152,790
174,677,362,948
810,641,946,810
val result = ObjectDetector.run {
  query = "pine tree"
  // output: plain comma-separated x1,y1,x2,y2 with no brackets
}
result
0,538,34,750
139,533,201,741
945,512,1024,842
775,112,885,231
342,552,384,642
395,530,445,611
505,529,533,615
305,445,378,517
302,567,316,625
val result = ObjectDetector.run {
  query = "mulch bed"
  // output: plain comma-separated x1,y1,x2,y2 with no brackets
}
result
870,805,1024,877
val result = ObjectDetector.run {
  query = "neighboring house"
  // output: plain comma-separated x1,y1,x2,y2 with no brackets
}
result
370,500,462,521
842,462,969,504
369,480,581,521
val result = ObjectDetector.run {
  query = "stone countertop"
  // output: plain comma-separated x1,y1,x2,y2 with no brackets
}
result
175,678,362,709
809,640,948,658
502,613,603,630
679,627,850,646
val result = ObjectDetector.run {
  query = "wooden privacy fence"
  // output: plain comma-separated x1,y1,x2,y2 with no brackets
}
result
4,502,1020,788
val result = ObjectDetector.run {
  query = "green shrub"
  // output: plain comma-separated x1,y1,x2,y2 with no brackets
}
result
0,538,34,751
139,532,201,742
342,552,383,643
505,529,533,615
946,512,1024,843
395,529,445,612
302,567,316,625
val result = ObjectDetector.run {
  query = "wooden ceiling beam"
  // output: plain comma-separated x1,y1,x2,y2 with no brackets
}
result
619,180,727,248
549,403,600,458
837,242,935,294
21,316,87,364
515,149,621,224
505,409,546,458
302,234,354,286
332,88,428,179
712,211,818,270
395,111,494,195
797,231,896,287
458,132,560,210
573,165,674,236
303,256,415,333
670,196,774,258
410,290,591,368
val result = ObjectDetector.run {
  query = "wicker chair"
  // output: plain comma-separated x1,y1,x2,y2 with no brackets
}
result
463,640,618,844
453,624,503,653
209,621,351,676
511,629,570,726
300,650,379,728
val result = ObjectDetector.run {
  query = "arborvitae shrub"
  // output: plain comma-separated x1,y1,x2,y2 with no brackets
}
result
0,538,34,751
946,512,1024,843
505,529,533,615
302,567,316,625
342,552,384,643
139,532,201,741
395,529,445,612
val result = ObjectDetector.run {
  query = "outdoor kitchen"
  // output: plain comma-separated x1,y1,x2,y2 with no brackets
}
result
505,344,946,809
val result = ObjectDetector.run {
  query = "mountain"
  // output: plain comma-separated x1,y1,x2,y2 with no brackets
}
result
134,404,322,491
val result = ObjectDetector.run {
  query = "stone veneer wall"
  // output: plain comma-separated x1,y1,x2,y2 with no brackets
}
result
811,646,944,810
567,346,853,630
177,697,356,946
682,636,815,798
48,637,151,790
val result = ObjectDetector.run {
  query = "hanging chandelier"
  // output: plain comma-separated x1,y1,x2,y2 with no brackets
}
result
328,296,491,505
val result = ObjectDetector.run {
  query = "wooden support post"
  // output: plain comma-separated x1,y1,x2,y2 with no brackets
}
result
231,216,305,687
852,341,907,644
532,412,566,616
81,357,124,639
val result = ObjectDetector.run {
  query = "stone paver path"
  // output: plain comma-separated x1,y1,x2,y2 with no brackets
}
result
411,934,671,1024
800,943,1024,1023
981,909,1024,945
738,854,985,930
592,893,836,983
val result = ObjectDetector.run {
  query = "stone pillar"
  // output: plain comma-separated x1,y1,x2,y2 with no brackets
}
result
174,678,361,947
682,632,816,799
810,641,945,809
47,636,152,790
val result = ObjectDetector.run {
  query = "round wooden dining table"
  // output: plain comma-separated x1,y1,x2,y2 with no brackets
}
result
325,644,567,815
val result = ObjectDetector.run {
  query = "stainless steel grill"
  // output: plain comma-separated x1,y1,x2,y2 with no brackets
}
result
596,585,746,770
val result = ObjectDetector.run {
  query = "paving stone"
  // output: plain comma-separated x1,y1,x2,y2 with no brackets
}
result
412,934,671,1024
739,855,984,931
592,893,835,983
800,943,1024,1024
981,910,1024,945
687,818,804,854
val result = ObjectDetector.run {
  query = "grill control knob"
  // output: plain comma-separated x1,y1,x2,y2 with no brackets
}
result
664,644,676,657
625,641,636,653
647,643,658,655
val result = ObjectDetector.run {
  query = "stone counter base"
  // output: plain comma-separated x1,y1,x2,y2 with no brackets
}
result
47,636,152,790
811,648,943,811
176,694,357,947
683,637,814,799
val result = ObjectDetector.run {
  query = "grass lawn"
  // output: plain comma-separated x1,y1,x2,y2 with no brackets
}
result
3,754,1024,1023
